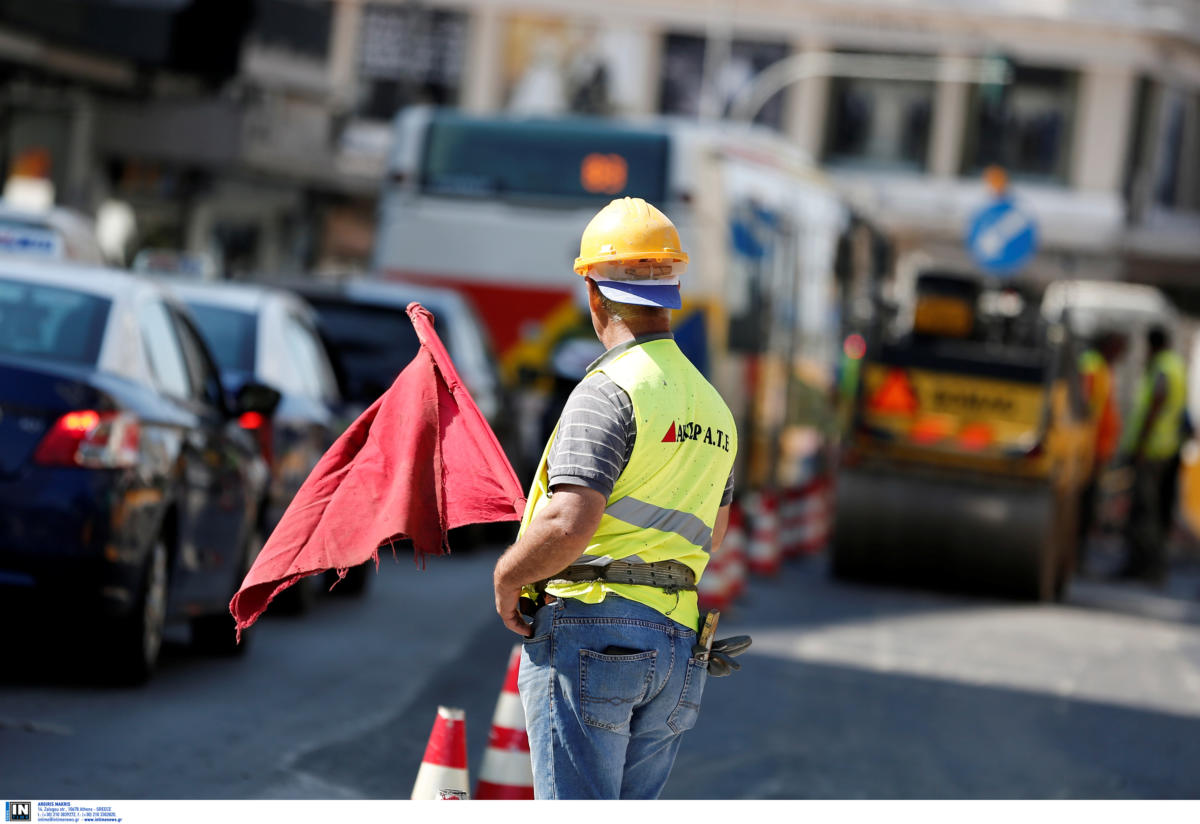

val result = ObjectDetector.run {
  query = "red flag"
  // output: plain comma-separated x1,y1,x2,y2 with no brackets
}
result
229,303,526,636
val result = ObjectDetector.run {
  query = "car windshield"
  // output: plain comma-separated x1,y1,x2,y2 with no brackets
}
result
305,298,447,404
0,277,110,365
184,302,257,374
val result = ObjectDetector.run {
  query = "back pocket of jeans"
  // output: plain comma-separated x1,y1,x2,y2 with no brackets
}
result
579,649,656,732
666,658,708,734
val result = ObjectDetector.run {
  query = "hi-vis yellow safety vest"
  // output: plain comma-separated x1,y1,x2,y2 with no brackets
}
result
519,338,737,631
1123,350,1187,461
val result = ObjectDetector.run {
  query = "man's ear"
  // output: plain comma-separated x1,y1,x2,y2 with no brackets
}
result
585,277,602,311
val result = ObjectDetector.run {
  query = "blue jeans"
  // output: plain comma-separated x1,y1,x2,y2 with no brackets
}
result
517,594,708,799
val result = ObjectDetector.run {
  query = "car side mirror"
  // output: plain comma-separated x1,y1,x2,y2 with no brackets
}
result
233,382,282,418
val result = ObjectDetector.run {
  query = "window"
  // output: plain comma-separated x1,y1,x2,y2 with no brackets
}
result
169,307,227,412
824,54,933,171
658,34,789,131
963,64,1078,182
420,113,670,204
138,300,191,399
1153,89,1200,212
1123,76,1153,209
185,302,258,375
357,4,468,120
0,279,109,365
281,313,339,403
251,0,332,60
306,299,431,404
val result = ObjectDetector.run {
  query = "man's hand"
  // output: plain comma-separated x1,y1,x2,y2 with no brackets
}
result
494,571,532,637
491,484,607,636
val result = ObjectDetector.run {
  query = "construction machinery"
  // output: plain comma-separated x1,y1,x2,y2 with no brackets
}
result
833,270,1093,600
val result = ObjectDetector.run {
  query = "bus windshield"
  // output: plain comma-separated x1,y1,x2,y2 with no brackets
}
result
419,114,670,204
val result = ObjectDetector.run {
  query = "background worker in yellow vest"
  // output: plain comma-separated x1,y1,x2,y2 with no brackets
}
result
1119,325,1187,583
1077,331,1126,571
493,197,750,799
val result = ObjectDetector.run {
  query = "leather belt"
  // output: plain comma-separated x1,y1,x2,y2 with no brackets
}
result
546,559,696,594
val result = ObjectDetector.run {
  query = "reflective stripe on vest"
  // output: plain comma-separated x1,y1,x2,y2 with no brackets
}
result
564,497,714,567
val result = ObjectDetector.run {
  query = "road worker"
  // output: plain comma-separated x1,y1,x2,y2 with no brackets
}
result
1120,325,1187,583
493,197,749,799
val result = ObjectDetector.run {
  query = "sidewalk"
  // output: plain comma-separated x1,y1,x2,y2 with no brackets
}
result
1072,533,1200,626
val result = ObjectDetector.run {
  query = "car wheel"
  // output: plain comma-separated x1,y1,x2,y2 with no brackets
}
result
107,537,169,685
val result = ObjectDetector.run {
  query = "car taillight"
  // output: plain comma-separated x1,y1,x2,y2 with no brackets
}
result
33,410,141,468
239,410,274,469
868,369,919,415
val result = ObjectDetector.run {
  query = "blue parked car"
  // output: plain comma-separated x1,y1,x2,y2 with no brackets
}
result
0,260,274,683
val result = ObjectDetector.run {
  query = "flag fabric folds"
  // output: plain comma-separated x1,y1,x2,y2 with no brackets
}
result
229,303,526,636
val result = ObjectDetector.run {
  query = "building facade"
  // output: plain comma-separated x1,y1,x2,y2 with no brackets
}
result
0,0,1195,294
326,0,1200,300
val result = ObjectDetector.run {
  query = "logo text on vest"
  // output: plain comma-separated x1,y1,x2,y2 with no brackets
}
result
663,420,731,452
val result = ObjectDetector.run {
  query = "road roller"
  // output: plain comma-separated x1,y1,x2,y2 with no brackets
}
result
833,271,1092,600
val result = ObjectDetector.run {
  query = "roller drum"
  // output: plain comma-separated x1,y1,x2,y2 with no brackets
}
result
831,465,1062,600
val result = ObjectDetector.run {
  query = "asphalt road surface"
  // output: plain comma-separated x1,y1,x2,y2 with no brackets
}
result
3,544,1199,799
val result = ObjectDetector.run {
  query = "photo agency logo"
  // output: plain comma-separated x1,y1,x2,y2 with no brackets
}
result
5,802,30,822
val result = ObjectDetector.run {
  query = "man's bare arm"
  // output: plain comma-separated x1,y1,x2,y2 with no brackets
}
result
493,484,607,636
711,504,731,554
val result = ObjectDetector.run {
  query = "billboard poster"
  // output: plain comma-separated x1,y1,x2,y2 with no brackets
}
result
502,15,647,116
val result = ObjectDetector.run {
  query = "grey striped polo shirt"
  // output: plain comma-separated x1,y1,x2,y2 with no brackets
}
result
546,333,735,505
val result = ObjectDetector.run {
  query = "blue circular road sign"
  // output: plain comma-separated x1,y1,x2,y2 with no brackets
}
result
966,198,1038,276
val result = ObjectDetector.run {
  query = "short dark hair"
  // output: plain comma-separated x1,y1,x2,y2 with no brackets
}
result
1148,325,1170,350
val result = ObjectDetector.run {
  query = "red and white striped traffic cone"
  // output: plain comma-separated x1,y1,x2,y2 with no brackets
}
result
779,486,802,558
724,496,744,599
411,706,470,800
698,540,734,613
796,475,833,556
746,490,782,576
725,500,748,600
474,645,535,799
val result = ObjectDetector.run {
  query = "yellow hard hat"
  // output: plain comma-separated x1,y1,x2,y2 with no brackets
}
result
574,197,687,309
574,197,688,274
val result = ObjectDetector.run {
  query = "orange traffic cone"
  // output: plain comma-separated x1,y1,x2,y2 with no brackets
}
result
475,645,535,799
411,706,470,800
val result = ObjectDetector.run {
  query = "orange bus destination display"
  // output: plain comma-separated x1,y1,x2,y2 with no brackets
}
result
581,153,628,194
